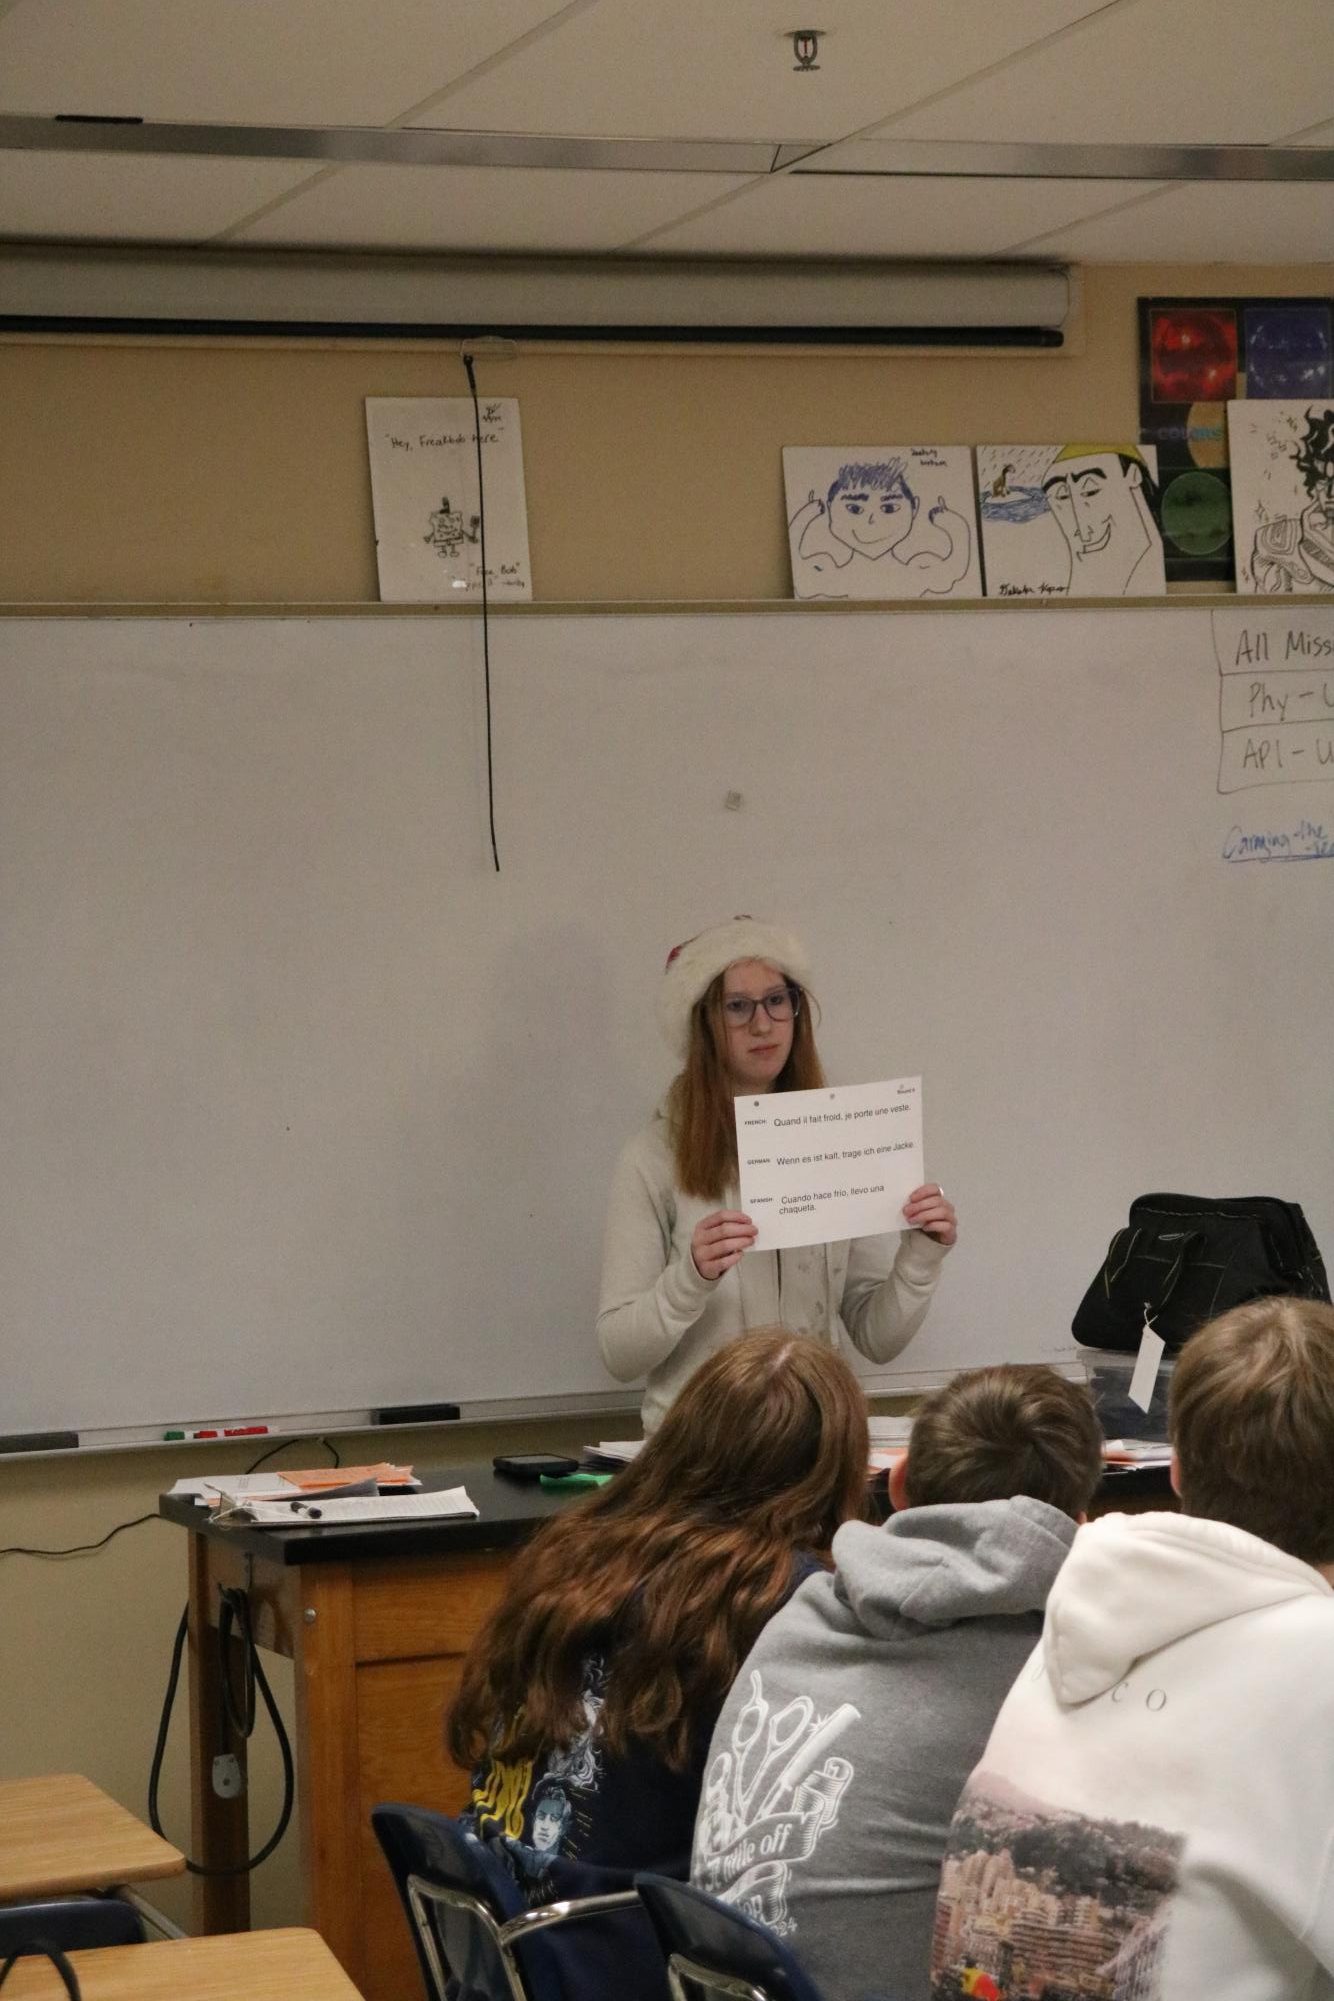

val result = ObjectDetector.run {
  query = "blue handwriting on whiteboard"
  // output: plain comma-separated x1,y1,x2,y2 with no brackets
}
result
1222,820,1334,862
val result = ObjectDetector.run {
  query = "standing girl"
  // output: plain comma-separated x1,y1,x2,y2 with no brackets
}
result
598,917,957,1431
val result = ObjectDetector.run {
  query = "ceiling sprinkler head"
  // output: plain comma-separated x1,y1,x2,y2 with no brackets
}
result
790,28,822,71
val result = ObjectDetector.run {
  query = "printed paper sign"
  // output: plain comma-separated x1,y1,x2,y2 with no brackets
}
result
736,1078,923,1253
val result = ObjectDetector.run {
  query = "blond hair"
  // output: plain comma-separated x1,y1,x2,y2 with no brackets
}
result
905,1364,1103,1520
1170,1296,1334,1565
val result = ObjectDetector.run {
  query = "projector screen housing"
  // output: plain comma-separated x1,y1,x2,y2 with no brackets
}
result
0,248,1076,349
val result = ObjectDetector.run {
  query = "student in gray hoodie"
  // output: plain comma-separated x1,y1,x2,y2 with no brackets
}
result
690,1363,1103,2001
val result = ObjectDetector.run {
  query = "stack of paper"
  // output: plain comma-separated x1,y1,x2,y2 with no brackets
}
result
583,1441,644,1467
217,1486,478,1527
1102,1439,1173,1470
170,1463,418,1506
282,1462,417,1490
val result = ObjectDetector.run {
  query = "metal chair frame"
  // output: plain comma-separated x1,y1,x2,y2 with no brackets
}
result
406,1870,640,2001
665,1954,772,2001
115,1887,185,1940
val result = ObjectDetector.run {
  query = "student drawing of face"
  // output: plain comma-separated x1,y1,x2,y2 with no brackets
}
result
825,461,919,556
1041,448,1157,595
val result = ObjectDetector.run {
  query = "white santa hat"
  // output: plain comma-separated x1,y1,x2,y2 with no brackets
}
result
657,916,812,1059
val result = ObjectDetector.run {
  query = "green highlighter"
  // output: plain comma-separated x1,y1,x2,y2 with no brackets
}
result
539,1470,613,1491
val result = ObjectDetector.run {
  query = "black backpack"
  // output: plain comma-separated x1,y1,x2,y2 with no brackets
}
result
1072,1192,1331,1354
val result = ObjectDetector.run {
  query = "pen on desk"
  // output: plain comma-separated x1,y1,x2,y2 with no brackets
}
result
288,1499,323,1519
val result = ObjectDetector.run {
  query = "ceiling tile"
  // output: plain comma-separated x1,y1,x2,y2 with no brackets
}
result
428,0,1110,144
1010,180,1334,263
0,151,313,242
632,171,1157,260
0,0,575,124
228,162,755,253
871,0,1334,145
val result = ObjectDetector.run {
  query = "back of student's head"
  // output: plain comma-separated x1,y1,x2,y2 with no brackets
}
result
904,1363,1103,1520
1170,1295,1334,1566
628,1326,869,1551
447,1328,869,1773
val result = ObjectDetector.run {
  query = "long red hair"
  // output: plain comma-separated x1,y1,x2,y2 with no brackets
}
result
447,1330,868,1775
669,973,826,1200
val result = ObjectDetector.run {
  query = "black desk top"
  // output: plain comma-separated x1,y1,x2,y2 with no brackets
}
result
157,1459,582,1565
159,1455,1174,1567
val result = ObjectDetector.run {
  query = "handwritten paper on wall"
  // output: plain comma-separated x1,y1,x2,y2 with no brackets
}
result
736,1078,924,1252
1212,609,1334,848
365,397,532,603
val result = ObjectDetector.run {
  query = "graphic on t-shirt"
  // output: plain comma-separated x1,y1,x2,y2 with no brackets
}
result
470,1750,535,1840
693,1669,859,1936
494,1781,577,1888
931,1771,1183,1999
469,1657,607,1896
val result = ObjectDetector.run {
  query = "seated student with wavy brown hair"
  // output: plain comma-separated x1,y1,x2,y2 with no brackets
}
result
447,1328,869,1999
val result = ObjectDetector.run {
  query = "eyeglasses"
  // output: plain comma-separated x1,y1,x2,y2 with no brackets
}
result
720,986,801,1029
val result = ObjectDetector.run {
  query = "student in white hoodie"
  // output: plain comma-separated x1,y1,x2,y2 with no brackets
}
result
691,1362,1104,2001
933,1295,1334,2001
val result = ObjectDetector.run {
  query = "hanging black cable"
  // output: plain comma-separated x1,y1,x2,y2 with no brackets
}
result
242,1434,340,1476
461,348,500,873
0,1514,159,1559
147,1587,294,1875
0,1944,81,1999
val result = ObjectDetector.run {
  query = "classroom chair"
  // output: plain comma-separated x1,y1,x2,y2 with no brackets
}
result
635,1873,828,2001
0,1895,146,2000
371,1801,639,2001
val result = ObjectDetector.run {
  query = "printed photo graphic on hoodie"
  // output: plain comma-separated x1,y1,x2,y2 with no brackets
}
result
932,1770,1183,2000
928,1510,1334,2001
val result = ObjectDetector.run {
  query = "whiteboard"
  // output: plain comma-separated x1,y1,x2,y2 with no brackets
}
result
3,605,1332,1444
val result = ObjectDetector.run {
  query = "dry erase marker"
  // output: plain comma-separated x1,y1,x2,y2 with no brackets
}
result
162,1423,270,1441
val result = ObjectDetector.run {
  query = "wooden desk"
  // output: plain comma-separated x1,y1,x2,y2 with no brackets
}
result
0,1926,363,2000
0,1774,184,1901
160,1463,575,2001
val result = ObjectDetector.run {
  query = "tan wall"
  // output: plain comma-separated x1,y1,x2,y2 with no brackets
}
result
3,262,1331,605
2,258,1332,1932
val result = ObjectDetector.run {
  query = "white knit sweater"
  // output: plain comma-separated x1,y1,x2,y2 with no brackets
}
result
596,1102,948,1431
